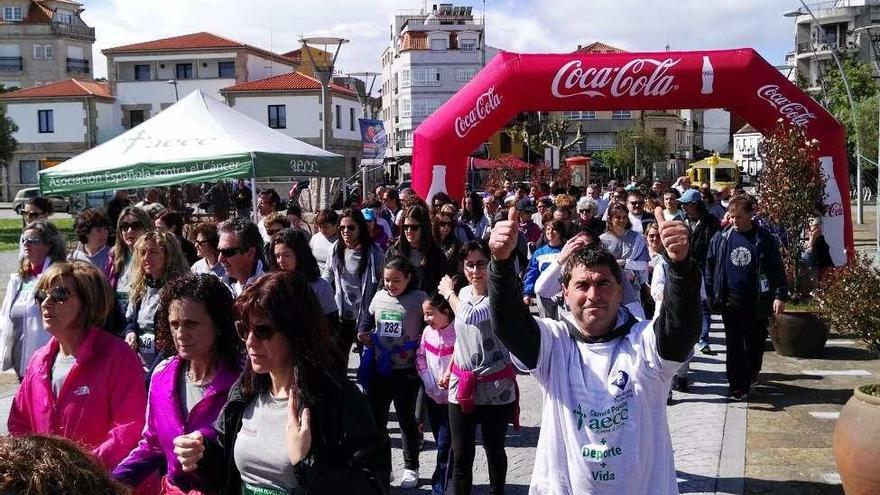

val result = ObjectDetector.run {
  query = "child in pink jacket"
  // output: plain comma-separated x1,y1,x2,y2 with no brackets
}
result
415,293,456,495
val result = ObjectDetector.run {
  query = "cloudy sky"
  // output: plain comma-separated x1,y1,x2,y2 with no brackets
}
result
83,0,799,87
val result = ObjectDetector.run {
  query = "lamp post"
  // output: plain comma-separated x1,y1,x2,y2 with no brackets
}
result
348,71,380,194
299,36,349,210
632,135,641,180
852,25,880,261
166,79,179,102
788,1,865,224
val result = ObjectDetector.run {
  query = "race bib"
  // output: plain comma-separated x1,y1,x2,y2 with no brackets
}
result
242,482,288,495
377,310,404,338
759,274,770,293
138,331,155,354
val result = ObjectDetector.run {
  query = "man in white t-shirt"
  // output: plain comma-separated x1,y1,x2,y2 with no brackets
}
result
488,206,700,494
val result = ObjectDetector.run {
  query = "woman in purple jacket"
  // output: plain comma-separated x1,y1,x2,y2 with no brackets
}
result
113,273,243,494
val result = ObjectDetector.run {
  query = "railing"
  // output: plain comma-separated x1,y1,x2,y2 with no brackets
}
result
796,36,860,53
0,56,22,72
66,58,89,74
805,0,880,10
50,21,95,40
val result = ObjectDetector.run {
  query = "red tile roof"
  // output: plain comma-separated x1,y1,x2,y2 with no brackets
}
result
222,71,357,96
0,79,114,100
573,42,627,54
103,32,296,65
23,1,53,24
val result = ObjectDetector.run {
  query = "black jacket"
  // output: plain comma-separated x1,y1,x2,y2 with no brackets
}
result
205,375,390,495
686,212,721,271
385,241,448,293
705,225,789,317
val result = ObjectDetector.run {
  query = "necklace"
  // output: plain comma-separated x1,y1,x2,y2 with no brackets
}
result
186,364,214,386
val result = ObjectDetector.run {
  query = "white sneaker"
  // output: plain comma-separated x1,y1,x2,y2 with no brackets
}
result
399,469,419,489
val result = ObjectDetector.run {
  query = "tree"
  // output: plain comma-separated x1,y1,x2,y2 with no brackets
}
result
506,114,587,157
854,94,879,171
817,56,878,155
0,104,17,164
599,127,668,177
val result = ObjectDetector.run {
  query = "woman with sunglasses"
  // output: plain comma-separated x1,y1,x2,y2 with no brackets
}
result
322,208,384,363
437,240,518,495
109,207,153,320
191,222,226,279
269,228,339,326
386,205,447,293
0,220,66,378
173,271,389,494
124,231,189,372
8,261,146,470
433,211,462,277
113,273,242,494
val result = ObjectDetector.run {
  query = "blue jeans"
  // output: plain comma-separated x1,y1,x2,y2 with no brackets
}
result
425,395,453,488
700,300,711,347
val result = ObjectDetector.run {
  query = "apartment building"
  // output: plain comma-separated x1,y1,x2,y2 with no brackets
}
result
0,78,116,198
786,0,880,91
733,124,763,186
381,3,497,180
221,71,363,176
103,32,297,131
0,0,95,90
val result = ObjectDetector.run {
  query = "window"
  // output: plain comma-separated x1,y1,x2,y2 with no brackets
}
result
563,110,596,120
335,104,341,129
399,69,410,88
44,45,53,59
176,63,193,79
38,109,53,133
430,37,447,51
653,127,667,139
3,6,22,21
460,39,477,52
349,107,355,131
500,132,512,153
218,61,235,78
129,110,145,128
32,45,44,60
611,110,631,120
55,10,73,24
412,68,440,87
134,64,151,81
456,67,477,82
399,99,411,118
19,160,37,184
412,98,442,117
268,105,286,129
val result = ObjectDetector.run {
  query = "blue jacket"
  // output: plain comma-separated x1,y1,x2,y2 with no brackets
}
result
523,244,562,297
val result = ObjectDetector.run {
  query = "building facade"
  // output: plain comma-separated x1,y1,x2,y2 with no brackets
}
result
103,32,297,132
381,3,497,180
0,0,95,90
0,78,117,199
733,123,763,186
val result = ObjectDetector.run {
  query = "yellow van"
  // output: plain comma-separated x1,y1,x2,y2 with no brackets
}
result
686,155,740,190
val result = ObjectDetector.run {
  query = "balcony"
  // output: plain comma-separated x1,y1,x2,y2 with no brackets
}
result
796,35,860,55
0,56,22,72
66,58,90,74
50,21,95,41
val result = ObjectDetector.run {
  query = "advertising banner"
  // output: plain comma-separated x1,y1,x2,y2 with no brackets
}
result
359,119,387,160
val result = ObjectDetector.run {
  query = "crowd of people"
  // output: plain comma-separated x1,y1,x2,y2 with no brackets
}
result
0,175,828,494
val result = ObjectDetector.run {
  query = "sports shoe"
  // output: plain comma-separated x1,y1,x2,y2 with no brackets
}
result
400,469,419,489
700,344,717,356
431,482,446,495
729,390,748,401
676,377,690,393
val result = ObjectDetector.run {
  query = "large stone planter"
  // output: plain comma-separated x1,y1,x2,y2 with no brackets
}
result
769,311,828,358
833,385,880,495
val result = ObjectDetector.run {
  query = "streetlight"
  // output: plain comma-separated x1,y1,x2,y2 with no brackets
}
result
347,71,380,193
166,79,179,102
787,1,865,224
852,25,880,261
632,135,641,180
299,36,349,209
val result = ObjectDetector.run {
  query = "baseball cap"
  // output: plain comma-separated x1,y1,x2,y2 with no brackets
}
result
679,189,702,205
516,198,536,214
361,208,376,222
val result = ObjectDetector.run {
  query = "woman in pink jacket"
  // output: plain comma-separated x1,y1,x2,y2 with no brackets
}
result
7,261,146,470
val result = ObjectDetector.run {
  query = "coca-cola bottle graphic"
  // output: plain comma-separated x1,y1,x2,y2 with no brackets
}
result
701,56,714,95
819,156,845,266
425,164,448,204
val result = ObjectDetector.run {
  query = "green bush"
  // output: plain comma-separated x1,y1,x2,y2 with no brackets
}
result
814,254,880,353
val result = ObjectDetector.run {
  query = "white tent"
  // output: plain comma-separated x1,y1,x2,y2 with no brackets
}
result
40,89,344,195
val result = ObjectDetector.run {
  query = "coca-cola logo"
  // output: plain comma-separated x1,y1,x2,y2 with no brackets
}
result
756,85,817,128
454,86,502,138
826,201,844,217
551,58,680,99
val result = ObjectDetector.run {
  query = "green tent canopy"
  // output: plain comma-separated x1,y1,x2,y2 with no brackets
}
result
39,89,345,195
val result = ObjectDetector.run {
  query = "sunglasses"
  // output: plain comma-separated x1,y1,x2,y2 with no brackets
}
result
194,239,210,246
267,229,282,237
629,201,644,206
218,246,247,258
438,221,452,227
119,221,144,232
21,237,43,246
403,224,421,231
22,211,42,220
235,321,276,341
464,260,489,272
340,225,357,232
35,286,76,305
579,209,593,214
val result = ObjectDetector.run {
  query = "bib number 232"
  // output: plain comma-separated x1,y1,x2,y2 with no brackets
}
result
377,311,404,338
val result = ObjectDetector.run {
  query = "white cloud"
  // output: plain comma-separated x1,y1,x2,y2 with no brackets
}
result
83,0,797,82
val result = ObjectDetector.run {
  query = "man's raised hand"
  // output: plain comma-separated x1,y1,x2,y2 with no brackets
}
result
489,207,519,261
653,206,689,262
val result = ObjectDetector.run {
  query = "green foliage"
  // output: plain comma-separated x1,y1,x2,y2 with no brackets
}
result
601,128,668,172
854,94,879,169
819,57,878,153
0,104,17,164
756,120,827,298
814,253,880,354
506,114,586,155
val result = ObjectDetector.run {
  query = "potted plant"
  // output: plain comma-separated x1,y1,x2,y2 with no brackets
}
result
756,119,829,357
816,254,880,494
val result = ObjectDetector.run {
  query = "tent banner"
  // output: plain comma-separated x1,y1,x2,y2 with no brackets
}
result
358,119,387,160
39,155,253,195
251,152,346,178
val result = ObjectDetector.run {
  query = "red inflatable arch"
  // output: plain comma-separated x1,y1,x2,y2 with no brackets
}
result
412,48,852,265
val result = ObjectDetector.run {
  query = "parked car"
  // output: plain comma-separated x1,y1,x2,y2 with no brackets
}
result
12,187,70,214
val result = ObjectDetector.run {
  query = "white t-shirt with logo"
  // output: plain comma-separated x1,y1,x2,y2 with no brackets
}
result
512,310,681,495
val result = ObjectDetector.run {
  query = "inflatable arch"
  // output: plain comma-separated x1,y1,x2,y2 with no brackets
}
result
412,49,852,265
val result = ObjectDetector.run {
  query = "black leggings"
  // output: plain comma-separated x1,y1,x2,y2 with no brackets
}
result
448,402,514,495
367,367,422,471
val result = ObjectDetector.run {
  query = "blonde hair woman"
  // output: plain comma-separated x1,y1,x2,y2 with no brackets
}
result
123,230,189,372
108,206,152,318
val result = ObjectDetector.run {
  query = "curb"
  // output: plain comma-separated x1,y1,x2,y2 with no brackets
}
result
716,400,747,494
